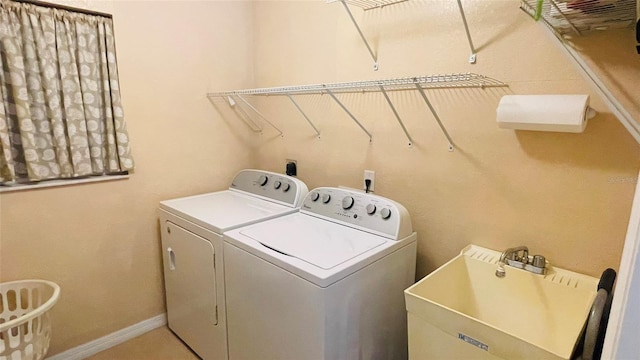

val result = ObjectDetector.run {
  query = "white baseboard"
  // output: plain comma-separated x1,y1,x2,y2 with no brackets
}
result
46,313,167,360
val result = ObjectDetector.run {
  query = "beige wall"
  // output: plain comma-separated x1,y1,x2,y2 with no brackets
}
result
571,29,640,133
1,0,639,356
0,1,256,355
249,0,640,278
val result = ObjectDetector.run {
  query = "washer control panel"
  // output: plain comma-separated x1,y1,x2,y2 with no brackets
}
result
230,169,308,207
301,187,412,240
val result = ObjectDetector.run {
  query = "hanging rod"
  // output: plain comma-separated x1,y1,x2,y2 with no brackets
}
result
12,0,113,18
207,73,507,149
326,0,479,66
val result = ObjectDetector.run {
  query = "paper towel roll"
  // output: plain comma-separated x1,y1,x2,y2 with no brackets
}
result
496,95,591,133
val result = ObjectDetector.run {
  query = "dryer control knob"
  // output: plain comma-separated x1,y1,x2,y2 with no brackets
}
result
310,191,320,201
274,180,282,190
342,196,355,210
282,183,291,192
366,204,377,215
258,175,268,186
380,208,392,220
322,194,331,204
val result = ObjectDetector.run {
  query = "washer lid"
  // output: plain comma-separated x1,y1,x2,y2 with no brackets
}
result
239,215,386,270
160,190,295,234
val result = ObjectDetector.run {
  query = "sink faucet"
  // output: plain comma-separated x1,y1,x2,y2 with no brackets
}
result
495,246,528,278
495,245,547,277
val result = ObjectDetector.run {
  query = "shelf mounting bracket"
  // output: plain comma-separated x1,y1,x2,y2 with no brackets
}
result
324,86,373,142
456,0,477,64
414,82,454,151
286,93,321,139
236,95,284,137
211,95,262,132
378,84,413,147
229,96,263,132
339,0,379,70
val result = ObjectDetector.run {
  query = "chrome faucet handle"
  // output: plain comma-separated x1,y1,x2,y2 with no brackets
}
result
519,249,529,264
532,255,546,268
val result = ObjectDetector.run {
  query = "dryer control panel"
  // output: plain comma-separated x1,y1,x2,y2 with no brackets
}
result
301,187,413,240
229,169,309,208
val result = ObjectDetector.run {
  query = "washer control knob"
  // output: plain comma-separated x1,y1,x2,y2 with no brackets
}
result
310,191,320,201
282,183,291,192
380,208,392,220
366,204,377,215
258,175,268,186
274,180,282,190
342,196,355,210
322,194,331,204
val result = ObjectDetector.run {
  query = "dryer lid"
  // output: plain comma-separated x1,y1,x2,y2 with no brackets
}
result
160,190,294,234
239,215,386,270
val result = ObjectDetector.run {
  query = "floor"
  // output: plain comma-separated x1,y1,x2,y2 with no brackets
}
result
86,326,199,360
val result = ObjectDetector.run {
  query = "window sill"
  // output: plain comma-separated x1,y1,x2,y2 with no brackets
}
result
0,174,130,193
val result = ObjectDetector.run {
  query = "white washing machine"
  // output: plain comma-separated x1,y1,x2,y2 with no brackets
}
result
159,169,308,360
223,187,417,360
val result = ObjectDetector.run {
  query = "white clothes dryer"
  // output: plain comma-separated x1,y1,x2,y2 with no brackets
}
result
223,187,417,360
159,169,308,360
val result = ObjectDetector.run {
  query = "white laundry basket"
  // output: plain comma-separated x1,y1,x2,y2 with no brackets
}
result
0,280,60,360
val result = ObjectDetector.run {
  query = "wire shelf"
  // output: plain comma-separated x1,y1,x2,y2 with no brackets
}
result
207,73,506,150
521,0,637,36
325,0,408,11
207,73,506,97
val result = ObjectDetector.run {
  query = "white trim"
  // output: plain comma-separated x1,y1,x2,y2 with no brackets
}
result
601,170,640,359
46,313,167,360
0,174,130,193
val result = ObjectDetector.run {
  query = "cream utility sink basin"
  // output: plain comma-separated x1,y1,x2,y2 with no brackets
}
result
405,245,599,360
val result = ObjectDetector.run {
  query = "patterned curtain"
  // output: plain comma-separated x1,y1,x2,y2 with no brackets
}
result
0,0,134,184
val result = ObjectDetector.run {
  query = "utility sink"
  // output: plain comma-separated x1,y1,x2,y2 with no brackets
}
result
405,245,599,360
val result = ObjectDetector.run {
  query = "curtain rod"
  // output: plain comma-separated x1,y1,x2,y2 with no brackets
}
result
11,0,112,18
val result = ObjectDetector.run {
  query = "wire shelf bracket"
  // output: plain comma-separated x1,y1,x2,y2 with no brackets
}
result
327,0,479,67
414,82,455,152
236,95,284,137
378,84,414,146
338,0,379,70
456,0,477,64
324,86,374,142
231,97,263,133
286,93,321,138
207,73,507,150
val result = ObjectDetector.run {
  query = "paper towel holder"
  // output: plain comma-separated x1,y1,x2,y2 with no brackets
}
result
496,94,596,133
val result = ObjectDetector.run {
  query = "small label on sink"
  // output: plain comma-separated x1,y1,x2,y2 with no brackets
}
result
458,333,489,351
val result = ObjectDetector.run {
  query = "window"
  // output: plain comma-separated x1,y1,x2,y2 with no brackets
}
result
0,0,134,187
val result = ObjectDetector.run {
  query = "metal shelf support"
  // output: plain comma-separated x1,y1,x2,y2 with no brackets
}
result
236,95,284,137
331,0,481,66
228,96,262,132
324,86,373,142
286,93,321,138
338,0,379,70
456,0,477,64
414,82,455,152
378,85,413,147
